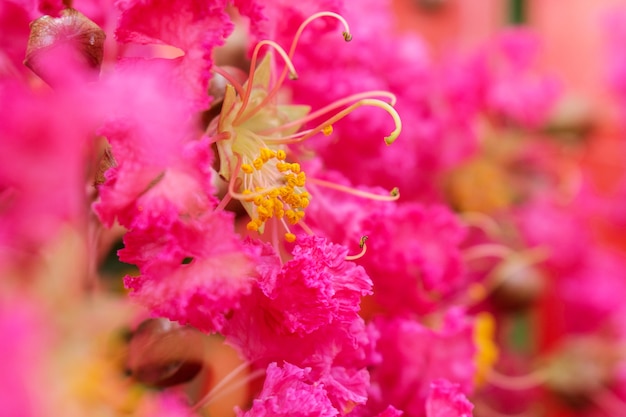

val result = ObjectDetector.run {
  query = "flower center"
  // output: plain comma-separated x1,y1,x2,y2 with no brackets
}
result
209,11,403,243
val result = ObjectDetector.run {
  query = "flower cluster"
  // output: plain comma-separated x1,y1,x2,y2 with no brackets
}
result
3,1,626,417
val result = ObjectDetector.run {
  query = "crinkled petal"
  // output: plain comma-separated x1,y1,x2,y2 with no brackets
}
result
425,379,474,417
238,362,339,417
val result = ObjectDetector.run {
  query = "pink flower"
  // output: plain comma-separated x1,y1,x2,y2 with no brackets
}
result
115,0,233,109
237,362,339,417
483,28,561,129
93,64,214,229
224,236,373,409
238,0,344,43
514,196,590,275
425,379,473,417
0,297,49,417
284,0,455,202
369,311,476,417
122,210,257,333
361,203,467,315
0,80,100,260
558,249,626,334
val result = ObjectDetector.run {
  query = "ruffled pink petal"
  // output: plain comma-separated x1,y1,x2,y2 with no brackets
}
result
93,63,215,228
369,310,476,416
0,81,100,255
238,362,339,417
263,236,372,335
361,203,467,315
122,211,256,333
425,379,474,417
223,238,373,408
115,0,233,108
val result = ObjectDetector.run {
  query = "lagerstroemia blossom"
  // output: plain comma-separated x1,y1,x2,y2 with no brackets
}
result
9,0,588,415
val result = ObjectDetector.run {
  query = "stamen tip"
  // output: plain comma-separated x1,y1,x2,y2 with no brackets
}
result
359,235,369,249
288,72,299,81
384,134,397,145
342,32,352,42
390,187,400,198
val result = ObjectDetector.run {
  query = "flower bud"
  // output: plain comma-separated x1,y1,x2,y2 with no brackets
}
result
543,336,620,409
24,8,105,86
491,262,545,311
126,318,206,388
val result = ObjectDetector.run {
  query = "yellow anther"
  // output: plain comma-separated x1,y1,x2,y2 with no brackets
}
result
257,205,271,219
296,172,306,187
285,233,296,243
296,211,305,221
276,209,285,218
300,197,310,208
246,220,260,232
260,148,276,162
253,195,264,206
276,150,287,160
290,163,301,173
253,158,264,170
241,164,254,174
242,189,253,202
285,210,297,224
474,312,499,385
390,187,400,197
262,199,274,210
277,162,290,172
322,125,333,136
279,187,290,198
300,191,310,199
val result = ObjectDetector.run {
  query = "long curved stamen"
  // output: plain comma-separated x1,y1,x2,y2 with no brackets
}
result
464,247,549,305
227,154,282,201
248,129,316,145
475,401,539,417
262,98,402,145
211,66,246,99
458,212,502,238
233,40,298,125
208,131,232,144
288,12,352,58
297,220,315,236
485,368,547,391
243,12,353,124
310,178,400,201
345,235,368,261
259,91,397,136
190,361,261,413
463,244,513,263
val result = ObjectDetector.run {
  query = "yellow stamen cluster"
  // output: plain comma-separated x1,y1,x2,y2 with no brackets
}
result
243,148,310,235
473,312,499,385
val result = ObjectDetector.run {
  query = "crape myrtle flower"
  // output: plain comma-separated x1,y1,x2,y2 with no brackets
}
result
366,310,493,417
301,165,476,316
281,0,454,203
223,236,373,411
115,0,234,110
93,66,259,333
206,11,402,243
0,76,102,263
236,362,339,417
425,379,473,417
